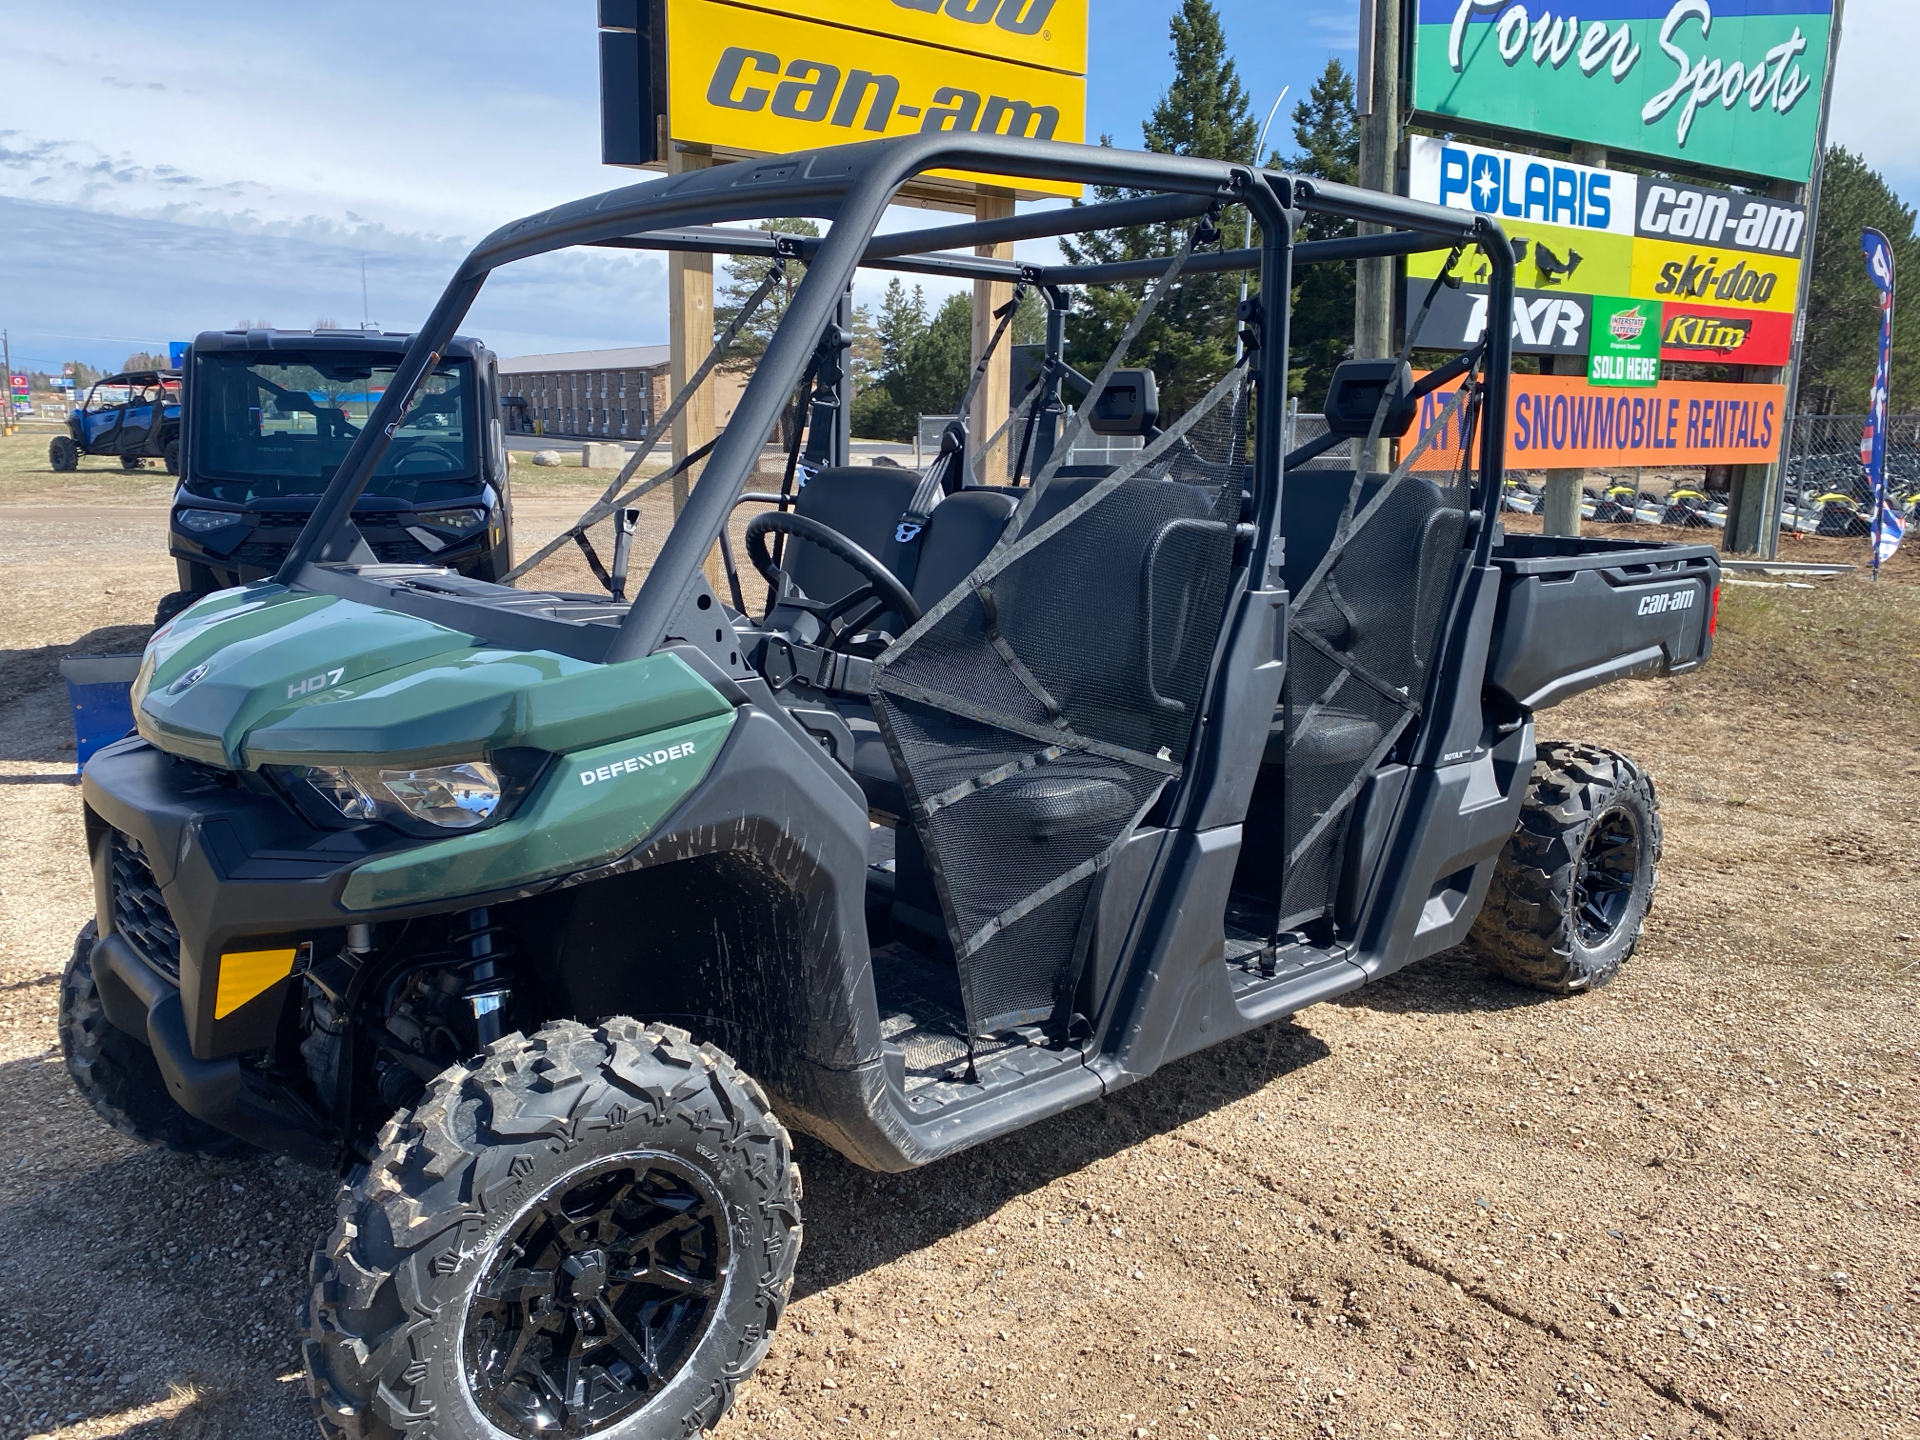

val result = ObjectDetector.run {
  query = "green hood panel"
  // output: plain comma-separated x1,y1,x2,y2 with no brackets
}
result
134,586,733,768
340,709,737,910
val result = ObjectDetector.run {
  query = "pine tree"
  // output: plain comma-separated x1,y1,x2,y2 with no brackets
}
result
1798,147,1918,415
1285,58,1360,407
1143,0,1258,164
849,282,980,441
1058,0,1258,418
713,217,821,372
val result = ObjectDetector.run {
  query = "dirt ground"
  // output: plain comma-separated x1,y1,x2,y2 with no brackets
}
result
0,428,1916,1439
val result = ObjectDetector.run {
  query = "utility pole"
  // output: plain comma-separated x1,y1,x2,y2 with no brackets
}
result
2,329,15,437
1765,0,1846,560
1535,141,1612,538
1355,0,1401,471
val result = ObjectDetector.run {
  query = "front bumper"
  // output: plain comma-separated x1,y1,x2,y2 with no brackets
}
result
88,928,333,1164
83,738,418,1063
169,503,501,586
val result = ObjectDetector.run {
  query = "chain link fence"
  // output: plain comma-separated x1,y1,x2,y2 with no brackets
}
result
1778,413,1920,538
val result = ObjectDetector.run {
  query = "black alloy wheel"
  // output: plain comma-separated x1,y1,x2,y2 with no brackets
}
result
1571,804,1641,949
1466,742,1661,994
465,1154,730,1437
305,1019,801,1440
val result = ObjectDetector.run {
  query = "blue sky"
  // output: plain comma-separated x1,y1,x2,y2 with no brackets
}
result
0,0,1910,375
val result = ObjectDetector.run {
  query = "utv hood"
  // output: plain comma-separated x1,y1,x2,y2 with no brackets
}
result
133,586,732,770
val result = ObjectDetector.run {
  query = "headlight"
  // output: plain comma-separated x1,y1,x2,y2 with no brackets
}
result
411,507,485,531
175,508,240,532
289,760,504,831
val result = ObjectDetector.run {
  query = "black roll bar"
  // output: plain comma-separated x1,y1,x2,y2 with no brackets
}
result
272,131,1512,654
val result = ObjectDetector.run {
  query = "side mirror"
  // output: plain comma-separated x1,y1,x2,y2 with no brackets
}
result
1323,359,1416,439
1089,368,1159,437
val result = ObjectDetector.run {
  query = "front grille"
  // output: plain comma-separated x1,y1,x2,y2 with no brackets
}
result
370,537,431,564
110,831,181,983
229,541,291,570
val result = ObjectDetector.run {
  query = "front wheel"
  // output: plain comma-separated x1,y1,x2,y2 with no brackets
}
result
164,439,181,476
304,1019,802,1440
61,922,248,1155
49,436,77,471
121,453,143,471
1466,742,1661,994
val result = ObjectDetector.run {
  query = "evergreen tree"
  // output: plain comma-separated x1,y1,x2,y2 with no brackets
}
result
713,217,821,372
1058,0,1258,418
849,283,979,441
1798,147,1918,415
1285,58,1360,407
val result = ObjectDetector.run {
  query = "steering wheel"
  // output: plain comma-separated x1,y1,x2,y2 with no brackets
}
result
388,441,460,474
744,511,921,648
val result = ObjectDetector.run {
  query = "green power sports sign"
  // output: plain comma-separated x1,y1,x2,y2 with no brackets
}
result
1412,0,1835,182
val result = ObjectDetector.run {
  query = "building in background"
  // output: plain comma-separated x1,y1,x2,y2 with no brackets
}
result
498,346,745,440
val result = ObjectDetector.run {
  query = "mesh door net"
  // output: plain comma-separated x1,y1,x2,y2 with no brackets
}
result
1276,378,1482,931
872,369,1250,1038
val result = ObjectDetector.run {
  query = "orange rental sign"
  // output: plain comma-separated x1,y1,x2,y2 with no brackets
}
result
1411,372,1787,470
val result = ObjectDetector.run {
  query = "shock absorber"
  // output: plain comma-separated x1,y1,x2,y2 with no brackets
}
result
454,907,515,1048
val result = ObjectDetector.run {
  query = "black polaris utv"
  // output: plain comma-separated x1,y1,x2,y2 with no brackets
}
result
50,368,183,474
156,329,514,625
62,133,1719,1439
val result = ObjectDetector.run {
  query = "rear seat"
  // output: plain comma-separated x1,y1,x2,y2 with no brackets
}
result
842,487,1018,822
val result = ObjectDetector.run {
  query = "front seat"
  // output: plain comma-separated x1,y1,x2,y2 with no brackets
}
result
780,466,927,606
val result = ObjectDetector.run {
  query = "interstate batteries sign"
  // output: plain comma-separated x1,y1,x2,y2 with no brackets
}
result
1411,0,1834,182
603,0,1087,198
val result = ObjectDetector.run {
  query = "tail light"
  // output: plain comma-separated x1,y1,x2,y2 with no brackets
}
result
1707,584,1722,637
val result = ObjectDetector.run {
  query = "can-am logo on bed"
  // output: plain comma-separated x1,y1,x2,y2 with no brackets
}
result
1637,588,1696,616
1411,1,1834,182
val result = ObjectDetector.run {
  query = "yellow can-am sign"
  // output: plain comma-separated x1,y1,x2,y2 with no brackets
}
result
666,0,1085,197
717,0,1086,76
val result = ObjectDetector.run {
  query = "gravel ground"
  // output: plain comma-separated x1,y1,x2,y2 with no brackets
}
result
0,435,1915,1439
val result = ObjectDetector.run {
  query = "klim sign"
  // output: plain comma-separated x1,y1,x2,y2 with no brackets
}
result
600,0,1086,199
1411,0,1834,182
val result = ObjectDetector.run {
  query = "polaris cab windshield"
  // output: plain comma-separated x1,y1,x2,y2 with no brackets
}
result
189,353,477,503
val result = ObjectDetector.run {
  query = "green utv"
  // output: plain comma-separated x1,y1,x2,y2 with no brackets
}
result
64,134,1719,1439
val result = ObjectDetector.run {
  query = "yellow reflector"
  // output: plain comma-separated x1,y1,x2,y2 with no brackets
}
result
214,947,299,1019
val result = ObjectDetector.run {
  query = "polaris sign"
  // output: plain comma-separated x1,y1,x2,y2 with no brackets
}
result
1413,135,1633,235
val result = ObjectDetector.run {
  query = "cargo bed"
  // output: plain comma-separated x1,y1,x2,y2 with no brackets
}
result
1484,531,1720,712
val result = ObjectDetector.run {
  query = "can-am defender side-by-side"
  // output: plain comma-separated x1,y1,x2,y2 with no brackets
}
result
64,133,1719,1439
156,329,514,626
50,368,183,475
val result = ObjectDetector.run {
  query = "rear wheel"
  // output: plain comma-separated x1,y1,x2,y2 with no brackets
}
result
163,440,181,476
49,436,77,471
120,453,143,471
60,922,247,1155
1466,742,1661,994
304,1019,801,1440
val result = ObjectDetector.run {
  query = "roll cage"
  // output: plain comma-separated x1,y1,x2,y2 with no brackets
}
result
274,132,1516,662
